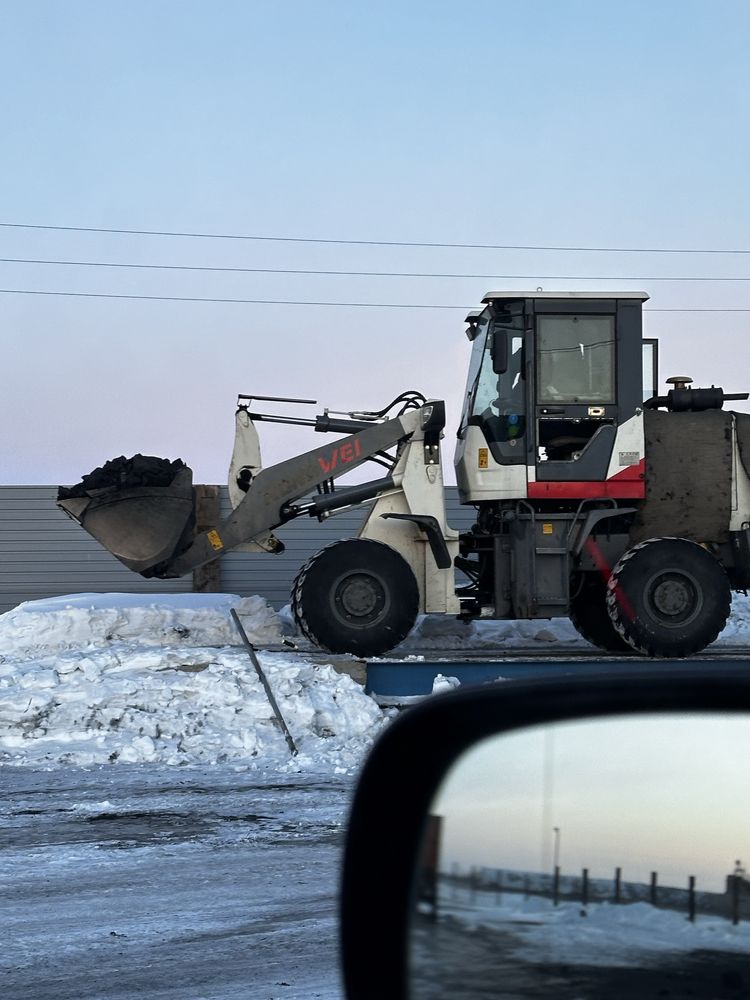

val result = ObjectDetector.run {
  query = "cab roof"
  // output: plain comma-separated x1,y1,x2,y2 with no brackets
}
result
481,290,650,304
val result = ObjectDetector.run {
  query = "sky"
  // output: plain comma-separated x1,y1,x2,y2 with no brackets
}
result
434,713,750,893
2,1,750,484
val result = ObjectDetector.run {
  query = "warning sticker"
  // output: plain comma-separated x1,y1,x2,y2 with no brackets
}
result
478,448,489,469
207,529,224,551
619,451,639,467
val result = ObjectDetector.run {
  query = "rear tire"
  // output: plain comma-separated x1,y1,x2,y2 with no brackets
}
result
606,537,731,657
292,539,419,656
569,574,632,653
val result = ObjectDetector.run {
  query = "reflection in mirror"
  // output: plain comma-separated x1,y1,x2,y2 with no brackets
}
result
410,714,750,999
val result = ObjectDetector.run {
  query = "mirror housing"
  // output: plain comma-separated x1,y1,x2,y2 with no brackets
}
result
491,328,508,374
340,666,750,1000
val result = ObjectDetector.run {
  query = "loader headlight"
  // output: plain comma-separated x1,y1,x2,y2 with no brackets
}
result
420,405,434,428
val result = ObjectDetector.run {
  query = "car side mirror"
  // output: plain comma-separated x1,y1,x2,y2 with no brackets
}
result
340,668,750,999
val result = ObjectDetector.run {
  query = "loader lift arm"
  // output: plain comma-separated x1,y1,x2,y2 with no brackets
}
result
57,394,444,581
162,407,428,578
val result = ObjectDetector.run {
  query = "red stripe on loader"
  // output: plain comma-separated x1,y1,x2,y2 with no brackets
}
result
528,480,645,499
584,536,636,624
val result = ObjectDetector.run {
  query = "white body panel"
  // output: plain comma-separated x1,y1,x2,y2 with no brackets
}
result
227,408,283,553
455,424,528,502
228,409,262,509
605,412,646,480
359,421,460,615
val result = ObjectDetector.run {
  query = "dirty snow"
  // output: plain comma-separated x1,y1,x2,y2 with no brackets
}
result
394,611,585,651
0,593,383,769
395,593,750,652
3,591,750,769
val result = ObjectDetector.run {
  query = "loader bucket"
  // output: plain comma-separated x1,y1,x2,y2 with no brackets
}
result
57,456,195,575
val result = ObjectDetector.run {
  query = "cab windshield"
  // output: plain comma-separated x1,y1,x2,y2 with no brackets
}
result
461,317,526,462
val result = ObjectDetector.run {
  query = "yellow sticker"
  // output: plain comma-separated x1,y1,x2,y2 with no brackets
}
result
478,448,489,469
207,529,224,551
542,523,553,535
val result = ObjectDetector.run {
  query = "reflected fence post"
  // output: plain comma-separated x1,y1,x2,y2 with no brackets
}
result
731,861,745,926
732,874,741,926
455,862,744,925
416,815,442,921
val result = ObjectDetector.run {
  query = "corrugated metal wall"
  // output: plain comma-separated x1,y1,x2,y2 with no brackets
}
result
0,487,192,614
0,486,476,613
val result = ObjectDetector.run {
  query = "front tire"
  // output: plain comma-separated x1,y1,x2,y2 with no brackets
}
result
606,537,731,657
292,539,419,656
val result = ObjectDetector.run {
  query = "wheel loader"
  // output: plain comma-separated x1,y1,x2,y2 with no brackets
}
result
58,291,750,658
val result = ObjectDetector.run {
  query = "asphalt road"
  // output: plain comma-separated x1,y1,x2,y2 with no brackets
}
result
2,766,349,1000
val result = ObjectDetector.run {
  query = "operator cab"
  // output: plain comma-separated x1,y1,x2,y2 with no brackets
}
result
456,291,654,502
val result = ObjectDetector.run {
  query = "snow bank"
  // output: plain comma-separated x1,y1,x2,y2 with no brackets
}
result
282,593,750,652
5,588,750,771
403,593,750,651
0,594,384,770
443,889,750,964
395,613,584,651
711,593,750,644
0,592,282,656
277,604,587,652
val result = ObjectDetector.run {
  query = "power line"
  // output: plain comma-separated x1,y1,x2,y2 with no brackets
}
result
0,288,466,309
2,221,750,255
1,286,749,311
0,255,749,281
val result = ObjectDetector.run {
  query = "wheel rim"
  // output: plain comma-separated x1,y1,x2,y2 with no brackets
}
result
644,569,703,628
332,571,388,627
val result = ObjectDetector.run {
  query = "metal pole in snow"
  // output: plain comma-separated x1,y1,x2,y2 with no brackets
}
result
231,609,298,757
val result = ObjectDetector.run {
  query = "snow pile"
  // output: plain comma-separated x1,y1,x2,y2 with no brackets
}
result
711,592,750,644
432,674,461,694
0,594,384,770
283,606,587,653
392,612,585,652
397,593,750,651
5,586,750,771
0,592,282,656
443,889,750,964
